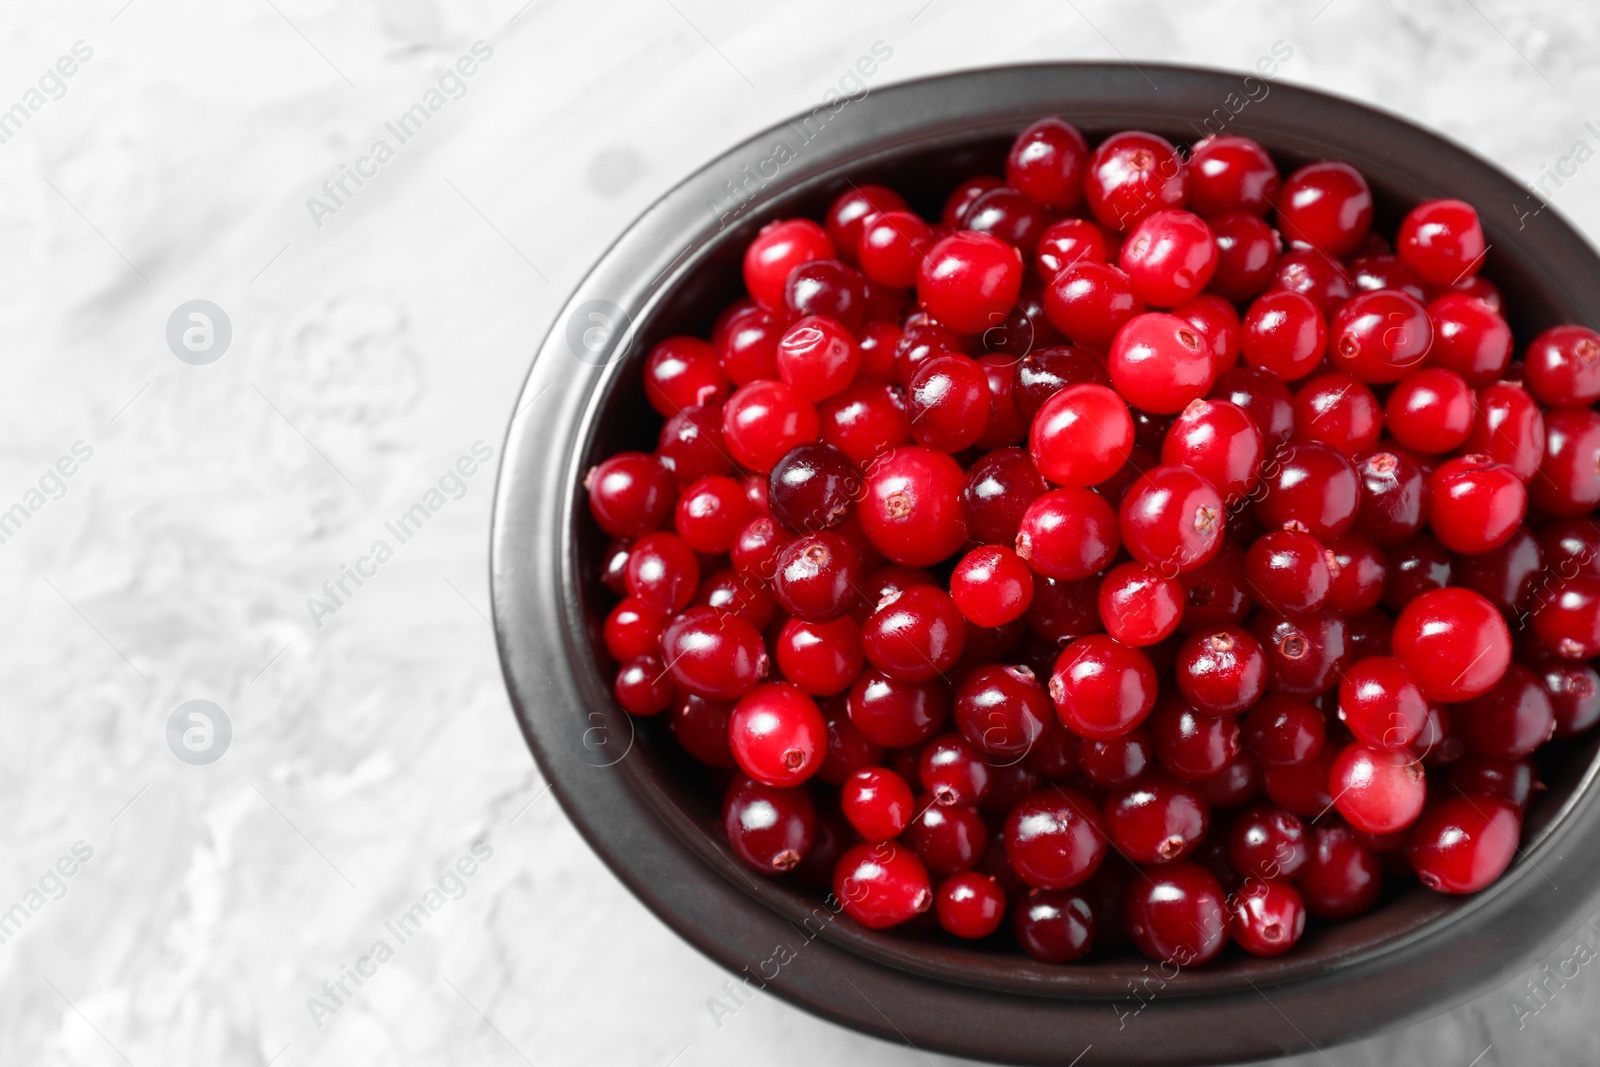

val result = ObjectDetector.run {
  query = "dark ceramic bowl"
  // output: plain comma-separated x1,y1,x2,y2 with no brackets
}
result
490,63,1600,1065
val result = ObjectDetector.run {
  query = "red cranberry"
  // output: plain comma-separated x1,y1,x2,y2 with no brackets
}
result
1349,253,1427,301
670,692,737,769
1079,726,1153,789
586,452,676,539
657,403,733,483
906,796,987,874
1110,312,1217,415
1253,610,1349,698
1270,248,1353,317
1525,324,1600,407
1050,634,1158,739
1385,369,1475,454
920,732,993,807
953,663,1051,758
1429,455,1526,556
660,606,769,700
858,211,933,290
1537,517,1600,579
624,531,699,613
731,516,791,579
1119,465,1225,575
916,231,1023,335
1035,219,1112,283
1161,399,1264,506
729,681,827,787
1188,135,1280,218
1329,290,1433,384
1255,441,1360,540
963,185,1049,255
745,218,833,310
776,315,860,401
1275,161,1372,256
1150,694,1242,782
1329,743,1426,834
938,871,1007,939
1178,538,1253,632
1029,383,1134,487
1007,117,1090,209
862,585,966,681
859,445,968,566
1016,487,1121,580
772,532,861,622
1338,656,1429,750
643,336,730,417
1326,531,1388,615
614,655,672,715
693,568,776,629
1427,293,1513,386
1176,625,1267,715
1530,408,1600,517
847,670,946,748
1207,210,1281,302
777,616,864,697
1383,532,1453,612
724,777,816,874
1245,529,1331,615
1297,819,1382,918
817,380,912,468
1005,788,1108,890
716,303,784,385
1454,662,1555,759
1211,366,1296,448
1027,574,1104,647
834,841,934,928
1097,562,1184,647
1242,694,1326,767
767,442,859,534
1447,754,1538,810
826,183,909,264
1086,131,1187,233
1230,880,1306,957
603,596,670,662
1532,575,1600,660
1292,372,1382,456
1398,198,1486,285
1014,889,1096,961
1241,289,1326,381
1407,793,1521,894
1119,210,1219,307
785,261,868,331
950,546,1034,628
976,353,1028,448
841,766,914,841
1106,771,1209,864
960,446,1050,546
1455,526,1542,615
1393,587,1511,702
722,380,820,473
1044,261,1146,349
1228,802,1308,880
818,695,883,784
1539,660,1600,737
907,353,992,452
1122,861,1229,965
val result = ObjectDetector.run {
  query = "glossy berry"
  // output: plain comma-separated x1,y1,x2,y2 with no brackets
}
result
1246,529,1331,615
1015,488,1121,581
1044,261,1146,349
644,336,730,417
834,841,934,929
715,304,784,385
1085,131,1187,233
1353,449,1429,546
1242,289,1326,381
1524,324,1600,407
858,446,968,567
1188,135,1280,218
1175,625,1267,715
1253,610,1350,698
1119,465,1225,575
938,871,1008,939
722,380,820,474
675,476,756,555
1097,562,1184,647
745,218,834,310
960,447,1051,546
1007,117,1090,209
1385,368,1475,454
586,452,676,539
1230,880,1306,957
1119,210,1219,307
1407,793,1521,894
963,186,1049,255
862,585,966,681
1242,694,1326,767
724,778,816,874
1274,161,1372,256
1228,803,1308,880
906,797,987,874
1035,219,1112,283
920,732,993,807
1292,372,1381,456
776,315,860,401
614,655,673,715
1029,383,1134,487
951,546,1034,628
1398,199,1486,285
1255,442,1360,540
1105,772,1209,864
1207,210,1281,302
1427,293,1513,387
825,183,909,264
841,766,915,841
858,211,933,291
1454,663,1556,758
1338,656,1429,750
1122,861,1229,965
785,260,868,330
917,231,1023,335
1532,576,1600,661
1005,788,1107,890
624,531,699,614
1150,695,1242,782
1298,820,1382,918
657,403,733,483
1109,312,1217,415
907,353,992,452
772,532,861,622
1329,743,1426,834
1211,366,1295,447
953,663,1052,758
1162,398,1264,505
1530,408,1600,517
660,607,769,700
777,616,864,697
848,670,947,748
1014,889,1095,961
729,682,828,787
767,442,859,534
1329,290,1433,384
1429,455,1526,556
1392,587,1510,702
1050,635,1159,740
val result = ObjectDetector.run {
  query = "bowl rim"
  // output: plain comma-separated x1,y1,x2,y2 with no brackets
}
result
490,60,1600,1065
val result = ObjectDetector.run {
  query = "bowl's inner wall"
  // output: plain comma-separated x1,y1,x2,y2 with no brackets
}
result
573,124,1600,995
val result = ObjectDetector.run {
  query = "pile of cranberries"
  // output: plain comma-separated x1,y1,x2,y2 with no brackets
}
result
584,116,1600,968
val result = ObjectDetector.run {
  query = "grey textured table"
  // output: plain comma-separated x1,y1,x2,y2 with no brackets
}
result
2,1,1598,1064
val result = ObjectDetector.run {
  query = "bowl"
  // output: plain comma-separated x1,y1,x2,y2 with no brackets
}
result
490,63,1600,1065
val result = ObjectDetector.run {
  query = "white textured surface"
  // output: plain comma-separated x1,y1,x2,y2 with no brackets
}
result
2,1,1598,1065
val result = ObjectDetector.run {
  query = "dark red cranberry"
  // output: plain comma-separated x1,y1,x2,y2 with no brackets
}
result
1097,561,1184,647
1207,210,1281,302
1210,366,1295,449
1122,861,1229,965
1188,135,1279,218
600,538,633,597
1005,788,1108,890
1044,261,1145,349
1026,575,1102,646
1542,660,1600,737
960,446,1050,547
1242,693,1325,767
1532,575,1600,661
716,303,784,385
1447,754,1538,810
614,655,673,715
817,695,883,784
767,442,859,534
692,568,777,629
1014,889,1096,961
1255,441,1360,540
1408,793,1521,894
1245,529,1331,615
1150,695,1241,782
861,585,966,682
952,663,1051,759
1393,587,1511,702
963,185,1049,255
833,841,934,928
1230,880,1306,957
660,606,769,700
586,451,676,539
1177,538,1253,632
1253,610,1349,698
1228,802,1308,880
1348,253,1427,301
1275,161,1372,256
907,353,992,452
1270,248,1353,317
1007,116,1090,209
1525,324,1600,407
1079,726,1153,789
771,532,861,623
1325,532,1388,616
624,531,699,614
847,670,946,748
976,353,1028,448
1353,449,1429,546
938,871,1008,939
724,777,816,874
1175,626,1267,716
906,796,987,874
1454,663,1555,759
731,517,791,580
1529,408,1600,517
785,261,868,331
1012,346,1112,421
1050,634,1159,739
670,692,737,769
1105,771,1209,863
1297,819,1382,918
1537,517,1600,579
657,404,734,483
1455,526,1542,615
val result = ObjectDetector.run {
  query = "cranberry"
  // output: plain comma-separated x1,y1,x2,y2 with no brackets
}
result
1016,487,1121,580
1328,743,1426,834
1385,369,1476,454
670,692,737,769
1349,253,1427,301
1106,771,1209,863
953,663,1051,759
942,175,1004,228
1407,793,1522,894
716,303,784,385
1338,656,1429,750
826,183,909,264
1007,117,1090,209
1230,880,1306,957
1109,312,1217,415
1537,517,1600,579
1242,694,1326,767
937,871,1007,939
1447,755,1538,810
1119,465,1225,575
613,654,671,714
722,380,820,473
1207,210,1281,302
1122,861,1229,965
1079,726,1153,789
1329,290,1433,384
1228,803,1308,880
859,446,968,566
767,442,857,533
1044,261,1146,349
963,185,1049,255
603,596,670,662
841,766,914,841
1270,248,1354,317
623,531,699,614
777,615,864,696
1188,135,1280,218
586,451,676,539
858,211,933,290
906,797,987,874
643,336,730,417
657,404,733,484
1292,372,1382,457
817,380,912,468
1524,324,1600,407
1530,408,1600,517
1086,131,1187,233
1035,219,1111,283
1255,441,1360,540
724,777,816,874
1297,819,1382,918
1005,788,1107,889
1398,198,1486,285
960,446,1050,546
907,353,992,452
1118,210,1219,308
1029,383,1134,487
1176,625,1267,715
1454,662,1556,759
1456,526,1542,615
1014,889,1096,961
1532,575,1600,660
1326,532,1388,615
1150,695,1241,782
771,532,860,622
1427,293,1514,386
1210,366,1296,448
1161,399,1264,506
1097,562,1184,647
731,516,790,579
917,231,1023,335
833,841,934,928
951,546,1034,628
1540,660,1600,737
745,218,834,310
728,682,827,787
775,315,860,401
693,568,776,629
1275,161,1372,256
1392,587,1511,702
1253,610,1349,698
976,353,1028,448
1178,538,1253,632
817,696,883,784
1242,289,1326,381
1383,532,1453,611
1245,529,1332,615
1429,455,1526,556
862,585,966,681
1049,634,1158,739
660,606,769,700
847,670,946,748
920,732,993,807
1351,450,1428,546
785,261,868,331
